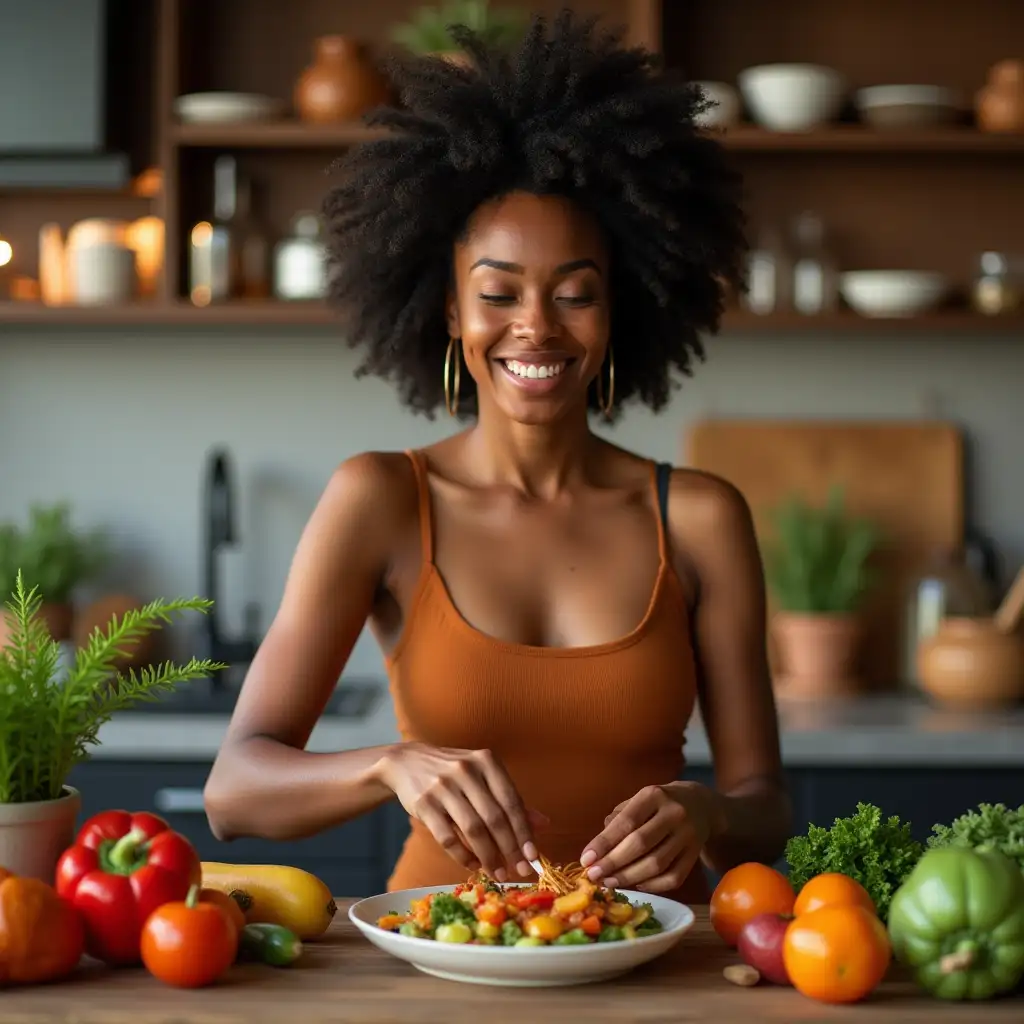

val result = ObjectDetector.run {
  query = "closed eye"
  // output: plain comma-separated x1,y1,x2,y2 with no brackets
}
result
479,293,516,304
556,296,595,307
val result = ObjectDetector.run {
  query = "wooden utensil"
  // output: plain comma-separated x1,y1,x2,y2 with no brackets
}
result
994,565,1024,634
686,419,964,689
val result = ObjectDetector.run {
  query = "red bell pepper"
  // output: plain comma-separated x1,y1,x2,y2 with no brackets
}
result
55,809,201,965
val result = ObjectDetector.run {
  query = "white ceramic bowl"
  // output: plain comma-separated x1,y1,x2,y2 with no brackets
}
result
855,85,961,128
692,80,741,128
840,271,949,318
739,63,846,131
173,92,285,124
349,885,696,987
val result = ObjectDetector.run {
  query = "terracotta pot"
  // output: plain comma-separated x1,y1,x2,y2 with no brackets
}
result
294,36,392,123
917,616,1024,710
976,59,1024,133
0,787,81,883
772,612,864,699
0,601,73,647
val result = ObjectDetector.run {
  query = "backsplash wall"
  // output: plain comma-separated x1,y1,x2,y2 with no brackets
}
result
1,329,1021,673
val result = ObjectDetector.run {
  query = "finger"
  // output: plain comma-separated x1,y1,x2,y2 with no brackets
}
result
417,803,479,872
602,800,628,829
440,788,505,879
590,812,673,883
457,772,523,882
614,844,701,894
602,830,692,890
477,752,538,860
581,788,661,875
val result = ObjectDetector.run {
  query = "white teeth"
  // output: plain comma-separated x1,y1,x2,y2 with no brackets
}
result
504,360,566,380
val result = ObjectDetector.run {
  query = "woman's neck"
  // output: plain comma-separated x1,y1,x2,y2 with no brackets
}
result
466,404,599,499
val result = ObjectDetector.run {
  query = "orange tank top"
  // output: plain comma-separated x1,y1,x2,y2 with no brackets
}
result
385,449,707,904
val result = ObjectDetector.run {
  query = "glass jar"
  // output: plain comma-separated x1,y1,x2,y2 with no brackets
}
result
972,251,1019,315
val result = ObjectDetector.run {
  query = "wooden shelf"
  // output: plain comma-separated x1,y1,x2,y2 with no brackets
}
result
715,126,1024,154
171,120,388,149
4,300,1024,333
0,300,334,326
721,310,1024,333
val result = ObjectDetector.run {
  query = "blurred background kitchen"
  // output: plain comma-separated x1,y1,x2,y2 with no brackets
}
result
1,0,1023,895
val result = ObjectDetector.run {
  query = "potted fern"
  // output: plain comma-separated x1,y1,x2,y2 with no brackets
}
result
762,487,882,699
0,571,224,882
390,0,526,66
0,503,108,644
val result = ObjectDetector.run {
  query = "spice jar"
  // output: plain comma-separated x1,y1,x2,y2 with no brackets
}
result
972,252,1019,315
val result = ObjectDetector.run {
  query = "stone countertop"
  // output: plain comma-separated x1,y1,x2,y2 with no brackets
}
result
91,691,1024,767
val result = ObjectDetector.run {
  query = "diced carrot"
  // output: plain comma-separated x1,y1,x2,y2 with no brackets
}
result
376,914,408,930
580,915,602,936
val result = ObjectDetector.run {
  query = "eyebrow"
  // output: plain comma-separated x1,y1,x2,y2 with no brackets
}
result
469,257,601,275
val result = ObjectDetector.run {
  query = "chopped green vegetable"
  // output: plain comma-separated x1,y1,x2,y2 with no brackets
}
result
928,803,1024,872
784,802,923,921
611,891,631,904
500,920,523,945
399,921,426,938
635,915,663,937
553,929,590,945
598,925,624,942
430,892,477,929
514,936,545,947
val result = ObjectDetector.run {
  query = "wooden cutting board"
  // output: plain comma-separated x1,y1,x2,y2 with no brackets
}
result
685,420,964,689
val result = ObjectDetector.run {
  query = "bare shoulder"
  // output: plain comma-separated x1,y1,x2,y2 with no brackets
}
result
665,467,756,544
296,450,420,570
320,450,419,518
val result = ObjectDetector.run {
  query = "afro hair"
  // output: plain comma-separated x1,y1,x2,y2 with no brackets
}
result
323,8,746,420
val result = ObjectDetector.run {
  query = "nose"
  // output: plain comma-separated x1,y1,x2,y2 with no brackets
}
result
512,294,558,344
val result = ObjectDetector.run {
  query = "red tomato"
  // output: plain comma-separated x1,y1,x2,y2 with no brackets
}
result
140,885,237,988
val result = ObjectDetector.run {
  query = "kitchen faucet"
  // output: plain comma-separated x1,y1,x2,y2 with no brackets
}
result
201,446,260,680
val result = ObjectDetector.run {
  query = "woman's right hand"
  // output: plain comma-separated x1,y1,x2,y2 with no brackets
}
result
378,742,543,881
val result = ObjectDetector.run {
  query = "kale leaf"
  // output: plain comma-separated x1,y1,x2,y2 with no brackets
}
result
784,802,923,921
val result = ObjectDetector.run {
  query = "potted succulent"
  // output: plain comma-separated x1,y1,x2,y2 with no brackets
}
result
0,571,224,882
762,487,881,699
390,0,526,66
0,503,108,644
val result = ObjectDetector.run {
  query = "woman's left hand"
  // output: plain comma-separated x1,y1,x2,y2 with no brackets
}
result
579,783,718,893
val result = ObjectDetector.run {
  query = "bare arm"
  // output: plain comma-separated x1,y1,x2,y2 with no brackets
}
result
670,471,792,872
203,452,410,842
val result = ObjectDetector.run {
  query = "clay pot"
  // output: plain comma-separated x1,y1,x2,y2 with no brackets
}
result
0,601,73,647
976,59,1024,133
772,612,864,699
293,36,392,123
917,616,1024,710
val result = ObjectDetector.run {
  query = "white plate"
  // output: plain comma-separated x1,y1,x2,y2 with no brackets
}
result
349,885,695,987
173,92,285,124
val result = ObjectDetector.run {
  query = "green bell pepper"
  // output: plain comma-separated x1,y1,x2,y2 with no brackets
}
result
887,846,1024,1000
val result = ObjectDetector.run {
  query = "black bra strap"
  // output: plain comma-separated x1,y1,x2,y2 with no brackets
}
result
655,461,672,530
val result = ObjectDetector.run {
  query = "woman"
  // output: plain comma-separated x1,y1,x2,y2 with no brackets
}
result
204,11,791,903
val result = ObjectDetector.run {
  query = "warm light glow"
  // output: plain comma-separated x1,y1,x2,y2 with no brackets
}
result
191,221,212,246
0,239,12,267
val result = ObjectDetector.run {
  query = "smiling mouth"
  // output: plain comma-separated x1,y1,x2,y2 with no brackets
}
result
500,358,572,380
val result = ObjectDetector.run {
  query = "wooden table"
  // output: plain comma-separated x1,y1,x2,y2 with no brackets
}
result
3,902,1021,1023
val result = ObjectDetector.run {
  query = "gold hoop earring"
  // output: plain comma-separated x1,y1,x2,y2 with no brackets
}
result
595,346,615,420
444,336,461,417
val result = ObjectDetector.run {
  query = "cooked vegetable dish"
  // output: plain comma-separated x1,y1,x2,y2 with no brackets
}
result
375,876,664,947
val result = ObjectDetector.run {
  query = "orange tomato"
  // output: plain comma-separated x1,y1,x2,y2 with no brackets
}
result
783,904,891,1004
793,873,876,918
475,901,507,926
200,887,247,937
710,863,796,947
141,884,238,988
